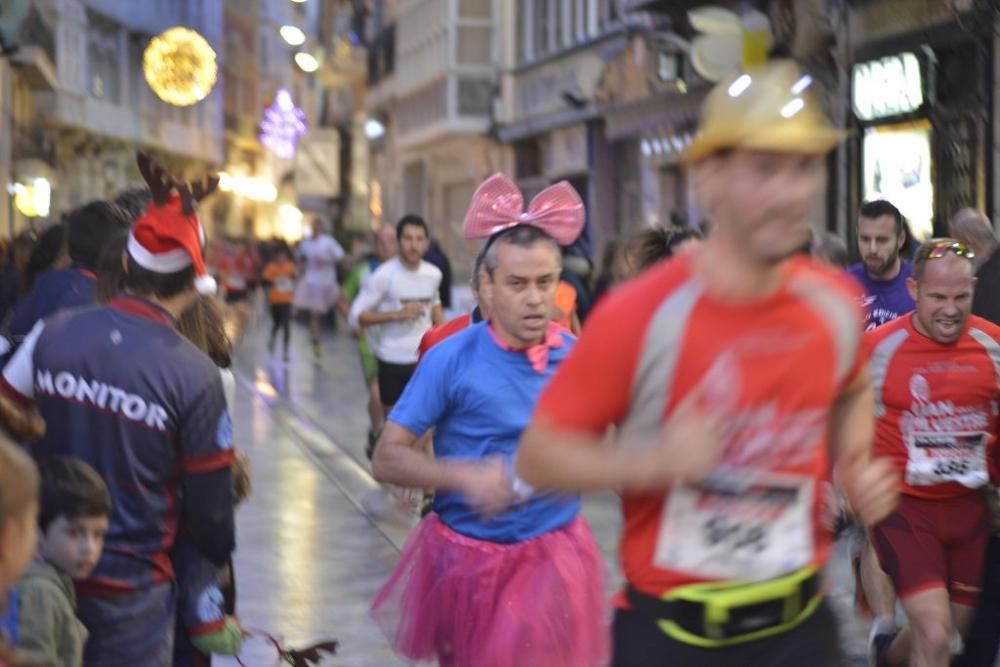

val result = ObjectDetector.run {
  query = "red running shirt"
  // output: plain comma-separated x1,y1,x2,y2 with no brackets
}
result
418,314,472,362
535,253,866,596
867,314,1000,500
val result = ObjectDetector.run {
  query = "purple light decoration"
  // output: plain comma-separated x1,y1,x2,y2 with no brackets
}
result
259,89,307,159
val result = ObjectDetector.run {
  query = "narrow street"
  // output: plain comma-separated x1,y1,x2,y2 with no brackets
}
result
218,312,870,666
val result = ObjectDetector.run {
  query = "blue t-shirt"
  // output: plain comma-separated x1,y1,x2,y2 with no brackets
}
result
389,322,581,543
9,268,95,342
847,261,915,331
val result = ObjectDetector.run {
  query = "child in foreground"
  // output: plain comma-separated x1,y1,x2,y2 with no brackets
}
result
15,457,110,667
0,437,40,666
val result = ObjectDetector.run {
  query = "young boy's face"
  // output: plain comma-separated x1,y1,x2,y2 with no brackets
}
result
39,515,108,580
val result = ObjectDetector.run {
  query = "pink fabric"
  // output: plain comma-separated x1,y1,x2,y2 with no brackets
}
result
487,322,565,373
463,173,585,246
371,513,609,667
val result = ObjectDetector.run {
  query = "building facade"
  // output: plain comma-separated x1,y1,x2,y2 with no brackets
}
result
365,0,504,281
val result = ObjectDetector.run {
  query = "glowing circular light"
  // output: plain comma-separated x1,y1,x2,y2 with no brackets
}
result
280,25,306,46
12,178,50,218
294,51,319,73
143,27,218,107
364,118,385,140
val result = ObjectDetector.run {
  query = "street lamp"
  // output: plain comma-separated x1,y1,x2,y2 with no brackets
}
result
294,51,319,72
364,118,385,140
279,25,306,46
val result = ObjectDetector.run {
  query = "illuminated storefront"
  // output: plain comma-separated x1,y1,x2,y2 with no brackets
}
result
849,21,992,243
853,52,934,240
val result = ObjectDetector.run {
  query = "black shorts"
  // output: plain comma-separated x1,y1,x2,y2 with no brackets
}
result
611,600,842,667
377,360,416,407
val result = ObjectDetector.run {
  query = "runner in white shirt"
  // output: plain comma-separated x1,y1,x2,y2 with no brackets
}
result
349,215,443,416
293,218,346,357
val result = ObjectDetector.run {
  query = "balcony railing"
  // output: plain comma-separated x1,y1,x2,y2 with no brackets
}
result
12,127,56,165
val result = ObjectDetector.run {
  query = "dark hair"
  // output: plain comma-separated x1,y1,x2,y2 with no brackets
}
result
25,222,68,291
859,200,904,236
396,214,429,240
273,240,291,258
124,255,196,300
36,456,111,531
629,225,703,273
177,296,232,369
482,225,560,276
113,186,152,224
67,201,132,271
94,229,130,303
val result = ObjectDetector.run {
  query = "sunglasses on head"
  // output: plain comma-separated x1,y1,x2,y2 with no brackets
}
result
916,239,975,261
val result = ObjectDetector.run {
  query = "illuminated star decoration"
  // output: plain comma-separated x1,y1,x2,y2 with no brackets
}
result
143,27,218,107
259,89,307,159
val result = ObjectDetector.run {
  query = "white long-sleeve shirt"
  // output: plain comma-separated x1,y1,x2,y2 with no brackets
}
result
348,257,442,364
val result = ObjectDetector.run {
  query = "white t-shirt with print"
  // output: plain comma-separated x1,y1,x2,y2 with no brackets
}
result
348,257,442,364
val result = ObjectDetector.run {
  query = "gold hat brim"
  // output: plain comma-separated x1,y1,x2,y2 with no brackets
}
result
682,125,848,166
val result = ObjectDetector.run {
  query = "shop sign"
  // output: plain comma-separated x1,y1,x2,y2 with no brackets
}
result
852,52,924,122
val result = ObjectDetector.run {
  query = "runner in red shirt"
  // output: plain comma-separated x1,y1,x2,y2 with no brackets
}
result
417,251,489,362
866,239,1000,667
516,60,899,666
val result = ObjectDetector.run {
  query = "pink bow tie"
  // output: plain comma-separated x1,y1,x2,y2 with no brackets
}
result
488,323,565,374
463,173,585,246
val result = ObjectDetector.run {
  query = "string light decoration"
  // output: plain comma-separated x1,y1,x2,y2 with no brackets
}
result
143,27,218,107
259,89,307,159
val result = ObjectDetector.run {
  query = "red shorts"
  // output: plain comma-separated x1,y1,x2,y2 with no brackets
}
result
871,492,989,606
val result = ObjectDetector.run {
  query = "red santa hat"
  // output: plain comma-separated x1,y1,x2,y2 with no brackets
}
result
129,154,219,295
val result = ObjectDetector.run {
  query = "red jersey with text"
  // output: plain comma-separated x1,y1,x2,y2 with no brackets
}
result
535,254,865,596
867,315,1000,500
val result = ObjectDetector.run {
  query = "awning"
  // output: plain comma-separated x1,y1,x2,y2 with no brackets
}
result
602,88,707,141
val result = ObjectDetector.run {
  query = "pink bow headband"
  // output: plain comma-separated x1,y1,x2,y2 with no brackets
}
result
463,173,585,246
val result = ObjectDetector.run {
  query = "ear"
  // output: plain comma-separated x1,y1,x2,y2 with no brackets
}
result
907,276,919,302
897,229,907,252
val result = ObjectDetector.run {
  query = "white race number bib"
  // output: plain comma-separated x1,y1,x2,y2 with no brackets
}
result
274,277,294,293
654,471,815,582
905,431,987,488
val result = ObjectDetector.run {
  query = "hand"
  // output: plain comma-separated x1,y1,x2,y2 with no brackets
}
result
455,458,518,518
841,457,899,526
635,392,726,490
821,481,852,533
397,302,425,321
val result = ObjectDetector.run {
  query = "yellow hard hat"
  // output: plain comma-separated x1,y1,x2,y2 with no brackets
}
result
682,60,846,165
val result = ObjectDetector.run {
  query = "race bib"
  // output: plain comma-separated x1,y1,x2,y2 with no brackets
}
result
227,275,247,290
274,277,294,293
654,471,815,582
905,431,988,488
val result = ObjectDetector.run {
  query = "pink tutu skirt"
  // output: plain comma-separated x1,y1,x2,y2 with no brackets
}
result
371,513,609,667
292,280,338,313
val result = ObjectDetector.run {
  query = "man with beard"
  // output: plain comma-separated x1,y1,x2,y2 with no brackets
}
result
849,200,916,331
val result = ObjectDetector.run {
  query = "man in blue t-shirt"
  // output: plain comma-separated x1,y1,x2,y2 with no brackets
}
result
847,199,916,331
369,177,608,667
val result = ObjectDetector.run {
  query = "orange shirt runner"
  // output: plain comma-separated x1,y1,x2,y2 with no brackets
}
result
262,260,297,305
534,253,865,597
